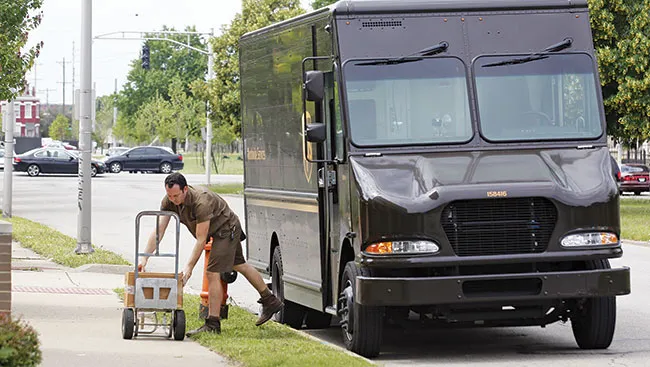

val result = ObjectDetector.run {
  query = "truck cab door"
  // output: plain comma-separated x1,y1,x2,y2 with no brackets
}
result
304,66,339,311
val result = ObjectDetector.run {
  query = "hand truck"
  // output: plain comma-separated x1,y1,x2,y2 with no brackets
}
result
121,210,186,340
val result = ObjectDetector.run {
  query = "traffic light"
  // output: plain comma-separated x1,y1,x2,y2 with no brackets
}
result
141,44,150,70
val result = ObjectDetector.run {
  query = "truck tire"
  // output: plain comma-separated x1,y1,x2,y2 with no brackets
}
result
271,247,306,328
571,259,616,349
338,261,383,358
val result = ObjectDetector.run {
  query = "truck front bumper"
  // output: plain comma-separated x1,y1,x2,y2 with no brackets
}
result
356,267,630,306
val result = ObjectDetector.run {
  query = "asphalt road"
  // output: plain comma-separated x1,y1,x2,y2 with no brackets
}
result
1,171,649,366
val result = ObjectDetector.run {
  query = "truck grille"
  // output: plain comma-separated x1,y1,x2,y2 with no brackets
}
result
441,197,557,256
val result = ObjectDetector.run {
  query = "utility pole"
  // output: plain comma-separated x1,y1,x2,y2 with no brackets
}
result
76,0,93,254
38,88,56,108
57,57,72,118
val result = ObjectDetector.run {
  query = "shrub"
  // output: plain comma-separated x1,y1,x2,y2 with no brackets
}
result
0,313,42,367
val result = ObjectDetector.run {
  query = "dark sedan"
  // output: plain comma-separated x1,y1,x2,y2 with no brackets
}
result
104,146,183,174
13,148,106,177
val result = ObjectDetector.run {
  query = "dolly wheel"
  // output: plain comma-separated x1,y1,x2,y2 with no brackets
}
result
173,310,186,341
122,308,135,339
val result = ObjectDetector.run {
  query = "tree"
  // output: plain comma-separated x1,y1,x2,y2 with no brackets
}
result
93,95,117,150
194,0,304,137
311,0,336,10
117,25,207,132
133,94,173,144
49,114,70,141
588,0,650,143
0,0,43,101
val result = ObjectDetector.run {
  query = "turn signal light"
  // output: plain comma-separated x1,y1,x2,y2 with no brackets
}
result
561,232,619,247
364,240,440,255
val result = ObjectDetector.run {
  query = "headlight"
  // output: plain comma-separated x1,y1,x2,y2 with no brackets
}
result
364,240,440,255
560,232,619,248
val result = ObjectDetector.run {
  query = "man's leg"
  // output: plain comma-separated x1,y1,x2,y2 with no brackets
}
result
233,262,267,293
206,271,224,317
233,262,283,326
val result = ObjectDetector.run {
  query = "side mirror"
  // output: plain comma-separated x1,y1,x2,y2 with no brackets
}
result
304,71,324,102
306,123,326,143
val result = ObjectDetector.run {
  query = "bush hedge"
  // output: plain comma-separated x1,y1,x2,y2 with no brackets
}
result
0,313,42,367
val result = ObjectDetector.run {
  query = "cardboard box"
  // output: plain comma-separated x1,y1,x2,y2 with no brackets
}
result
124,271,183,308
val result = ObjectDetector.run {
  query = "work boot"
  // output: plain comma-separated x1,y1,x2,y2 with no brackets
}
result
186,316,221,337
255,293,283,326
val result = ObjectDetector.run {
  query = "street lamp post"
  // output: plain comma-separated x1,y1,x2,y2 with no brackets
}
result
2,100,15,218
205,33,214,186
94,30,216,185
76,0,94,254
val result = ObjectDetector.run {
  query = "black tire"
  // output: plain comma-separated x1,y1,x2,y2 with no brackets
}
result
634,191,641,196
571,259,616,349
122,308,135,339
338,261,383,358
27,164,40,177
304,309,332,329
109,162,122,173
160,162,173,174
271,247,306,328
91,165,97,177
173,310,186,341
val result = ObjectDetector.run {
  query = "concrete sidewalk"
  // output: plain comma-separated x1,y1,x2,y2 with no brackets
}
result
11,243,231,367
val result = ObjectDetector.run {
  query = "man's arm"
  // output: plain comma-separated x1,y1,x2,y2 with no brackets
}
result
138,215,171,270
182,220,210,286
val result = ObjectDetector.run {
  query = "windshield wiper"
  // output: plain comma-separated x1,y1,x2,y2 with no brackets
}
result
357,41,449,66
482,38,572,68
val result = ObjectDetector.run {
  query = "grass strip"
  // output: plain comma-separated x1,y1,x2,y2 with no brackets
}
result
204,183,244,195
180,152,243,175
4,215,130,268
113,288,371,367
620,198,650,242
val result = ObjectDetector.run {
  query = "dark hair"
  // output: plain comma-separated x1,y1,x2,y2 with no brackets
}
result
164,172,187,190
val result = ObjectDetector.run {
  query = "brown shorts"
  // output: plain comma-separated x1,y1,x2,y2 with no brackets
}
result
207,223,246,273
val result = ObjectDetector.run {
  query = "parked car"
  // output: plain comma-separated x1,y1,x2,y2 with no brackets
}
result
13,147,106,177
103,146,183,174
105,147,130,157
619,163,650,195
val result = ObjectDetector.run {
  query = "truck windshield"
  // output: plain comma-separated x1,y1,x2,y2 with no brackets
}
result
343,57,472,146
474,53,603,142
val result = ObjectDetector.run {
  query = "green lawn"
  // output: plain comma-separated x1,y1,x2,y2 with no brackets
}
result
4,214,130,268
180,152,243,175
620,198,650,241
114,289,372,367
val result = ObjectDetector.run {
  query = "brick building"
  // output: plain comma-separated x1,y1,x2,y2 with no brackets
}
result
1,86,41,138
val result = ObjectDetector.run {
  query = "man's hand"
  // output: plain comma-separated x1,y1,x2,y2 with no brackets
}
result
138,258,148,272
182,266,193,286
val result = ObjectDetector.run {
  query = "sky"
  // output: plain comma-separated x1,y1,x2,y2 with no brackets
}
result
25,0,313,106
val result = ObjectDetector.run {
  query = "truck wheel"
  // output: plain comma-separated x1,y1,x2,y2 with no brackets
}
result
271,247,306,328
304,309,332,329
571,259,616,349
338,261,383,358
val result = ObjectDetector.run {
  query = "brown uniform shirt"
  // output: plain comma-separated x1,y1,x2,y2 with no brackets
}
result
160,185,239,239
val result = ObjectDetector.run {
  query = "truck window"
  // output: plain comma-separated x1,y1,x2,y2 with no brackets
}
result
474,53,603,141
343,57,472,146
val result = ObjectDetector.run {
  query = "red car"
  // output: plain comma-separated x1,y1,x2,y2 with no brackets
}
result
619,164,650,195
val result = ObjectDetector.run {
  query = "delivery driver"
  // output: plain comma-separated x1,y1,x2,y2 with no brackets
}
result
138,172,283,335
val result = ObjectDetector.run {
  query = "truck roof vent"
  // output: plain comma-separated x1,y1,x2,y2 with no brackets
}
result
361,20,403,28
